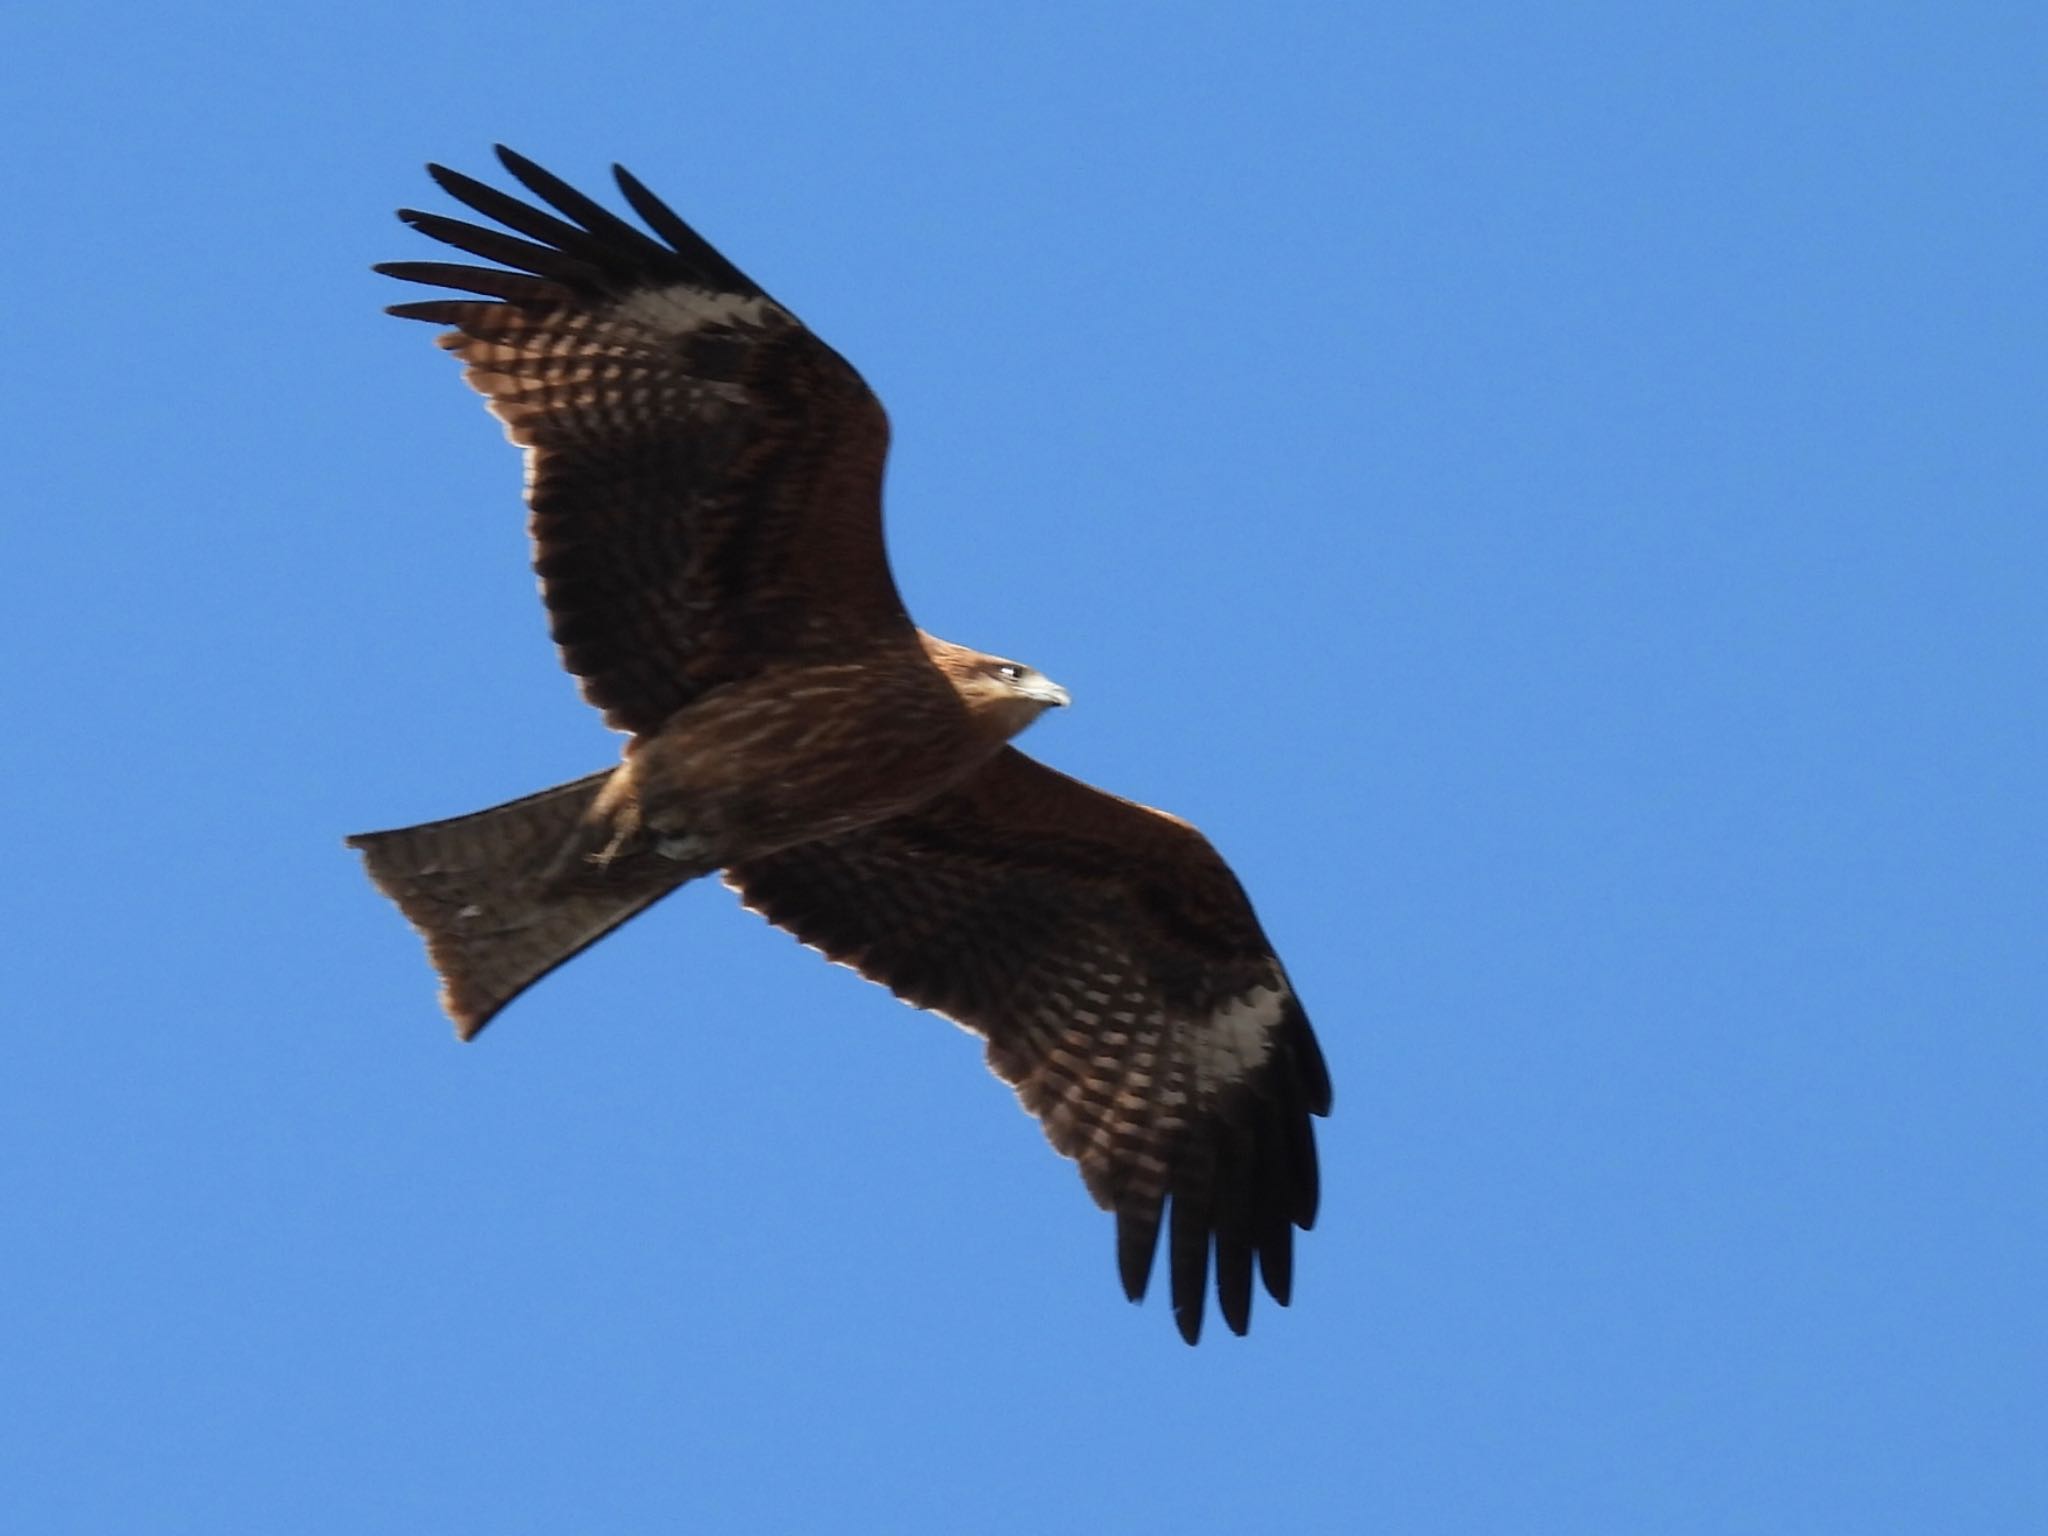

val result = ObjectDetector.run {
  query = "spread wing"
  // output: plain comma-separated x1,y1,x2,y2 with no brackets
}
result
381,146,912,736
725,748,1332,1344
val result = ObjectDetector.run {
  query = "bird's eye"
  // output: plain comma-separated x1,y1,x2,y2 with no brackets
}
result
996,663,1024,682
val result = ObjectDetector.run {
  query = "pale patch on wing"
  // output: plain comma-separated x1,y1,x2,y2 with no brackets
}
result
613,282,781,336
1192,978,1285,1094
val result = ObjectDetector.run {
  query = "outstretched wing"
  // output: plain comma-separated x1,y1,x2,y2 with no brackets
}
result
725,748,1332,1344
382,146,912,736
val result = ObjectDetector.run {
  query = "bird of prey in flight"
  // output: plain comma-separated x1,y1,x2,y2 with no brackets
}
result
348,148,1331,1343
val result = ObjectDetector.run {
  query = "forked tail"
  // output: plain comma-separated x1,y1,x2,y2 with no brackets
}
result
346,770,690,1037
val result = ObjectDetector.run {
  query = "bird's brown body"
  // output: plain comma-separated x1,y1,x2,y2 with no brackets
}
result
563,637,1060,882
348,149,1329,1343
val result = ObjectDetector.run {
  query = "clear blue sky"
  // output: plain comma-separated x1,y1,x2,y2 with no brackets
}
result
6,2,2042,1531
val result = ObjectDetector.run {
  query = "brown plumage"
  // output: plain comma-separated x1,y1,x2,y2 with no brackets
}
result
348,147,1331,1343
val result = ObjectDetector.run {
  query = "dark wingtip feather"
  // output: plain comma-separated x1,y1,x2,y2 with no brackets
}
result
611,162,759,295
1117,1205,1162,1302
1212,1133,1257,1336
1168,1186,1213,1346
422,162,466,200
1257,1209,1295,1306
374,261,557,303
1295,1009,1334,1118
1250,1103,1299,1305
384,299,488,325
491,146,586,214
1275,999,1328,1229
1290,1103,1322,1230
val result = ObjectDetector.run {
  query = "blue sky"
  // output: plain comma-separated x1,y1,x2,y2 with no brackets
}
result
6,2,2043,1530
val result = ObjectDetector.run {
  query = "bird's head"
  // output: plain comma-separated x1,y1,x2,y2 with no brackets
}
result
928,638,1071,739
984,655,1072,713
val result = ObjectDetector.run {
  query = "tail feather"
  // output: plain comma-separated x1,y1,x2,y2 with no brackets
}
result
347,770,689,1037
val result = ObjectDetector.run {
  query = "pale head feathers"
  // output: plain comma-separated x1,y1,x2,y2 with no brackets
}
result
921,633,1070,739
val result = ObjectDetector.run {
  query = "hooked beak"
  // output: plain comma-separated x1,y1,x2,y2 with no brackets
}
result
1028,677,1072,709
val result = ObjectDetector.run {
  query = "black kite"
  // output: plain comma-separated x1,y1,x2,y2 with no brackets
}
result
348,148,1331,1343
